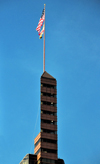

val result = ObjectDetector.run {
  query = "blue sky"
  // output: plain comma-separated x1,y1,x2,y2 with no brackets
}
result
0,0,100,164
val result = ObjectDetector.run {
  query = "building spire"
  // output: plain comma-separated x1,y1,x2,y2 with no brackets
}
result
43,4,46,72
36,4,46,72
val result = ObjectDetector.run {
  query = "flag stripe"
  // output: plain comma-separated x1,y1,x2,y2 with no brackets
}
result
39,25,44,39
36,9,45,35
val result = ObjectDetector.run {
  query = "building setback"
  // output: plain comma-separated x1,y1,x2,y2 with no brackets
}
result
19,71,65,164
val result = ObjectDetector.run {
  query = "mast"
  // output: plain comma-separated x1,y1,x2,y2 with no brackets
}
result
43,4,46,72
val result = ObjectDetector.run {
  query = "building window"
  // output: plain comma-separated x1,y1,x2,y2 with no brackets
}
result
41,93,56,97
34,138,41,147
42,129,57,134
41,138,57,144
35,148,41,155
41,119,57,125
41,148,57,154
41,83,56,89
41,110,57,116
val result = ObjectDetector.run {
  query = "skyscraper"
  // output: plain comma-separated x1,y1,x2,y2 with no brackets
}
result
34,71,57,164
19,71,64,164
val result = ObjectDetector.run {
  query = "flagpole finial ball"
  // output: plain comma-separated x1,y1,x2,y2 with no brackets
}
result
44,4,46,6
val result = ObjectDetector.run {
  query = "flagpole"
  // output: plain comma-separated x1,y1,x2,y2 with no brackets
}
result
43,4,46,72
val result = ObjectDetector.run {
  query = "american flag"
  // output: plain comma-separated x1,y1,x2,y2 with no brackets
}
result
36,9,45,35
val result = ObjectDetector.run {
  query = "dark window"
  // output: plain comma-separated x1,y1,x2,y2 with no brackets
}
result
41,110,57,116
41,138,57,144
41,148,57,154
41,93,56,97
41,83,56,89
42,158,55,163
42,129,57,134
41,101,57,107
41,119,57,125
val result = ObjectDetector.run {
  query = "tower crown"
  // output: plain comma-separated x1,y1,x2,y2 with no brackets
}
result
41,71,56,79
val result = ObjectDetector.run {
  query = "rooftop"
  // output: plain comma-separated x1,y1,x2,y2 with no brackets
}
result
41,71,56,80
